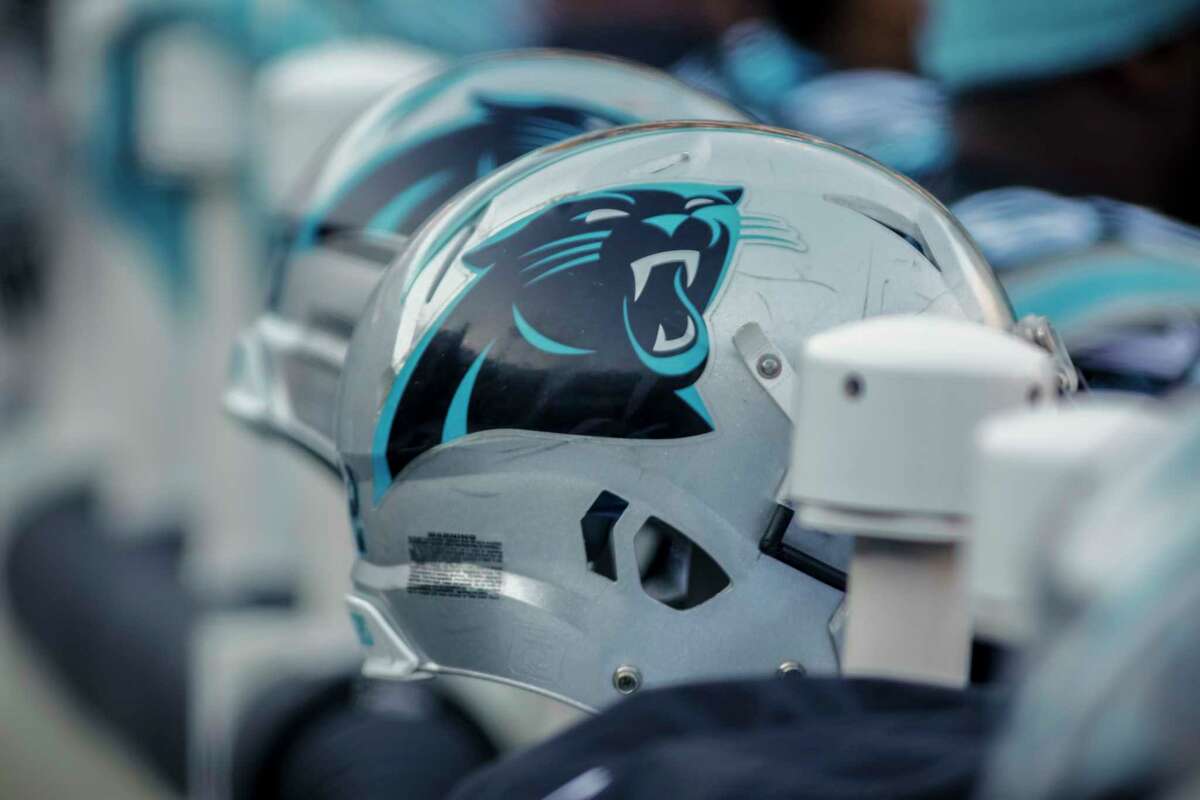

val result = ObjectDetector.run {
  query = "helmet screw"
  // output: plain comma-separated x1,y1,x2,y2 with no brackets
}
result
756,353,782,380
777,660,806,677
613,665,642,695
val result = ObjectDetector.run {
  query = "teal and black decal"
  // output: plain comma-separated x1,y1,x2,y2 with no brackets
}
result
371,183,756,500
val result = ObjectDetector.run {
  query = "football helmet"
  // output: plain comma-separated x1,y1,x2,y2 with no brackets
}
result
335,120,1013,710
226,51,749,466
954,188,1200,393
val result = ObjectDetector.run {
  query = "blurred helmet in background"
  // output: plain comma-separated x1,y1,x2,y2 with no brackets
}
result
62,0,346,308
670,16,955,185
779,69,954,185
671,17,827,120
249,40,444,224
225,50,749,466
335,120,1013,710
983,404,1200,799
955,188,1200,393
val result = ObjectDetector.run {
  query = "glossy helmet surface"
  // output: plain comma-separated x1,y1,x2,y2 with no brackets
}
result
337,121,1013,710
226,50,749,466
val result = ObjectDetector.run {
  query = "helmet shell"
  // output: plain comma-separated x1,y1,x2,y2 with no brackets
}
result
338,121,1012,709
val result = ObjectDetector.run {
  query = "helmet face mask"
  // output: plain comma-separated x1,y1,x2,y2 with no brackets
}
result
337,121,1013,710
228,232,403,468
226,50,750,467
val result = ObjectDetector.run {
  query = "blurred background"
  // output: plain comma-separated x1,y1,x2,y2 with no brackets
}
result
1,1,1198,798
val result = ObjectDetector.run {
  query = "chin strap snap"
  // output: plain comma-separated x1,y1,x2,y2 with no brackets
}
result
733,322,799,422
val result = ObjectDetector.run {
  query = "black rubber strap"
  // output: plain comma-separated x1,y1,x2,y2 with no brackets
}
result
759,504,848,592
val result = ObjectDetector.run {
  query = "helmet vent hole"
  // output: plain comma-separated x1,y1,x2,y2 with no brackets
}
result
634,518,729,610
580,491,627,582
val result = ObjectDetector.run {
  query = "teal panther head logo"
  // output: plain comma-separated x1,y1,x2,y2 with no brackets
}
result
370,182,798,501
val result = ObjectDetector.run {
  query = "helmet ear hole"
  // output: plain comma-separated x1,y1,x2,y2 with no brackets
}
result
634,518,729,610
580,491,627,581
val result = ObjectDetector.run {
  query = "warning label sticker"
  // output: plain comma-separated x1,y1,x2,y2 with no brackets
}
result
407,532,504,600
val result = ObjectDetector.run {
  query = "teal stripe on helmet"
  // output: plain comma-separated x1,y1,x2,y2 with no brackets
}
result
1008,256,1200,327
512,304,595,356
443,340,495,443
366,170,455,236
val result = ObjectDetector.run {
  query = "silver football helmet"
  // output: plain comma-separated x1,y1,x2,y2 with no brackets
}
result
225,51,749,467
335,121,1014,710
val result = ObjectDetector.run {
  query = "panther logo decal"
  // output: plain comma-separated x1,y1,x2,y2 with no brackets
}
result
293,94,634,253
371,183,756,499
